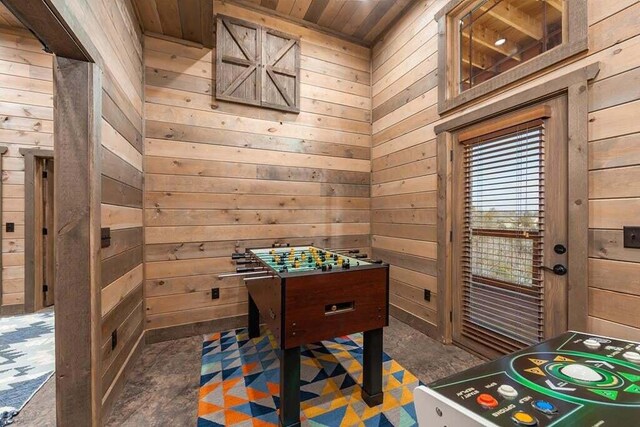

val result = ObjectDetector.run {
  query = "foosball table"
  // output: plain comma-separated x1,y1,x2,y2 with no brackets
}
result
221,245,390,427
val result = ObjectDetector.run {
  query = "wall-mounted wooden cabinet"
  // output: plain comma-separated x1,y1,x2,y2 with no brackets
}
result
216,15,300,113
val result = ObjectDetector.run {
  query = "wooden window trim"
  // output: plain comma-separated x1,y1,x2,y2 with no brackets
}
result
20,148,54,314
435,0,588,115
435,64,598,344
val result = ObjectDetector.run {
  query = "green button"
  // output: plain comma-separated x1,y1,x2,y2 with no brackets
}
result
589,389,618,401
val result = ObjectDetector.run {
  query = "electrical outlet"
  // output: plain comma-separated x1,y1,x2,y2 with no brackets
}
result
624,226,640,248
211,288,220,300
5,223,14,233
111,329,118,350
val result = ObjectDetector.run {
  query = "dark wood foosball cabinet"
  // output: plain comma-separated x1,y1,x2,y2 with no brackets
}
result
223,246,389,427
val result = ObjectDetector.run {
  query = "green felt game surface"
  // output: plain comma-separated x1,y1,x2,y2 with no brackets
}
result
250,246,371,274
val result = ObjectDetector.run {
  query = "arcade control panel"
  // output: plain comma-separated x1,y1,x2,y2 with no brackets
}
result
414,332,640,426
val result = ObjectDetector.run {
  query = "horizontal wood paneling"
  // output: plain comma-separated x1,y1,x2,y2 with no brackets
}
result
371,0,640,339
0,27,53,309
143,8,371,331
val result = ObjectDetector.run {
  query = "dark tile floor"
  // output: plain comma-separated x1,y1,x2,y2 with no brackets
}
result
16,316,482,426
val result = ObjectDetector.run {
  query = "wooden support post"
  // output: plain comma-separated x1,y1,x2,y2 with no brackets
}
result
53,57,102,426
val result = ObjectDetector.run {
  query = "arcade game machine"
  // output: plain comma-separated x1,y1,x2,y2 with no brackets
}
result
414,332,640,426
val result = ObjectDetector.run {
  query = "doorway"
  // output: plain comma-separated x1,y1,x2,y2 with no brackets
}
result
21,149,55,313
450,97,568,358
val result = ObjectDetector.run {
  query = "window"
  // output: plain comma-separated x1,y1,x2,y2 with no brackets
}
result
435,0,587,113
459,0,563,91
462,122,545,349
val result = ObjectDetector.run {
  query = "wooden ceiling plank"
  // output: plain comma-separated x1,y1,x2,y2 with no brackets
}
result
156,0,183,39
480,0,543,40
303,0,330,24
328,1,359,32
340,0,377,36
260,0,279,9
353,0,394,40
178,0,203,44
462,22,521,61
0,3,25,28
133,0,163,34
364,0,410,44
316,0,345,27
275,0,297,14
200,0,214,48
290,0,313,19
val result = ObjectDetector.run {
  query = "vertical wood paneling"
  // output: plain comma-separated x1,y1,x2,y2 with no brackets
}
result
373,0,640,340
143,5,371,332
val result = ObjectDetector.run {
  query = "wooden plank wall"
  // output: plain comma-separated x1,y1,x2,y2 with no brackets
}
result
0,26,53,311
142,1,372,333
372,0,640,340
41,0,145,416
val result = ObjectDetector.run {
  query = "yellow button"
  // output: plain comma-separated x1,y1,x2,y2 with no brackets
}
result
512,411,537,426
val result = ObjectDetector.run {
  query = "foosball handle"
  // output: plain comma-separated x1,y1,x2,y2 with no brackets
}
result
348,249,360,254
231,253,247,259
354,254,368,259
236,267,258,273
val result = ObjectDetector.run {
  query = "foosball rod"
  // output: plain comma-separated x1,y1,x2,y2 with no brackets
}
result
217,270,269,279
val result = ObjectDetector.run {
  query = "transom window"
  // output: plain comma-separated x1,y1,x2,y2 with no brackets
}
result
435,0,586,113
459,0,564,91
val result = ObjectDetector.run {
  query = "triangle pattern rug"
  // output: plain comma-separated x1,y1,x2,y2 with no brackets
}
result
197,327,421,426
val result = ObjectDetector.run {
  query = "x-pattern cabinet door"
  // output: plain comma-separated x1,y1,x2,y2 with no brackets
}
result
261,28,300,113
216,16,262,106
215,15,300,113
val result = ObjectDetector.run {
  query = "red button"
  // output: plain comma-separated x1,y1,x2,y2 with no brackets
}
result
477,393,498,408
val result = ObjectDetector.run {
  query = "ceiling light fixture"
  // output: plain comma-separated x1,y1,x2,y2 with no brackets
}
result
495,37,507,46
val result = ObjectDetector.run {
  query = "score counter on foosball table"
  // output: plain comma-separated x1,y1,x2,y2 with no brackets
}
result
221,246,390,427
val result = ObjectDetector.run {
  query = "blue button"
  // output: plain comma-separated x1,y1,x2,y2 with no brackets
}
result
532,400,557,414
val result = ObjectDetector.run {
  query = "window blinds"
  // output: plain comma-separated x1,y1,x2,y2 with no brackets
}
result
461,120,545,355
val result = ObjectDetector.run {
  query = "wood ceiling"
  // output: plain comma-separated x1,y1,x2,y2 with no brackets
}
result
133,0,415,47
133,0,214,47
0,3,25,28
241,0,414,45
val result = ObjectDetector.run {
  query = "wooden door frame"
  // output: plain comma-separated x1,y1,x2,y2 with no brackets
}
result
2,1,103,425
435,63,599,344
0,146,7,311
21,148,54,314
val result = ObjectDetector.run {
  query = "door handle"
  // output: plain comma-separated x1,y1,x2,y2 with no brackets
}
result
543,264,567,276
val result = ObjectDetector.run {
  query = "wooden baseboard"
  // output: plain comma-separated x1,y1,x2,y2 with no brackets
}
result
390,304,440,341
145,314,248,344
101,332,145,424
0,304,24,316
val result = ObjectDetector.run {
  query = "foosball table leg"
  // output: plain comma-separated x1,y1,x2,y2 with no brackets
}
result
248,295,260,339
362,328,384,407
279,346,301,427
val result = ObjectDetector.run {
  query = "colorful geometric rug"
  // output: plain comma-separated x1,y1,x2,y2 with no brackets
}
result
0,310,55,426
198,327,420,426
